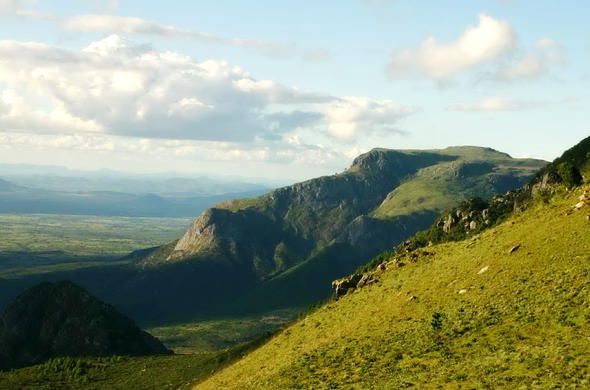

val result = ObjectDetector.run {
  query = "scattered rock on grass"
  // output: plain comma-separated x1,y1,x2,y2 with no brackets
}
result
509,244,521,254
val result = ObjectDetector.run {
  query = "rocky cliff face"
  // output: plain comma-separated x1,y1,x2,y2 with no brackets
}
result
0,281,170,370
163,150,456,276
154,147,545,284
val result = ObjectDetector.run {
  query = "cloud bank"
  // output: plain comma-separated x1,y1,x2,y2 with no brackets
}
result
0,35,413,165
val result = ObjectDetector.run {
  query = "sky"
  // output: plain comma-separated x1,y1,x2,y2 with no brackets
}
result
0,0,588,182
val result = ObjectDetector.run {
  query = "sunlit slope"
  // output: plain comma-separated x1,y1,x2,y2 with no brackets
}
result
372,147,541,219
197,186,590,389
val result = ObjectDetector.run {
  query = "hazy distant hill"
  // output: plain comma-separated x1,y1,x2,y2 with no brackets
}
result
0,173,269,218
0,163,271,217
1,173,268,196
0,179,22,192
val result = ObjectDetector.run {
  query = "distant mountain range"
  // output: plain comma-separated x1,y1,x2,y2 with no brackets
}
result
0,173,268,195
0,173,270,218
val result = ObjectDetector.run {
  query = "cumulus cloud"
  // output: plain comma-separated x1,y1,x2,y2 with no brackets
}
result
389,14,516,80
0,89,103,134
320,97,413,141
62,14,327,61
0,35,411,147
495,38,565,81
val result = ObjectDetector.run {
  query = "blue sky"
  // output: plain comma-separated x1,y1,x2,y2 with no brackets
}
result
0,0,588,181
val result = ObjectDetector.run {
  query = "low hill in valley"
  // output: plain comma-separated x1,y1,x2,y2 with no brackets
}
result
0,281,170,371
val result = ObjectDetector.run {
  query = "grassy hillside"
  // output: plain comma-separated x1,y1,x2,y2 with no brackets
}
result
198,185,590,388
0,352,235,389
372,151,539,219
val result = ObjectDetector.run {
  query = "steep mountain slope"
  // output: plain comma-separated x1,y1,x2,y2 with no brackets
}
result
0,281,170,370
132,147,543,317
197,183,590,389
164,148,541,272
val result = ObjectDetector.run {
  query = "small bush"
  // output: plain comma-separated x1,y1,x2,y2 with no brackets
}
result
430,312,445,332
556,162,583,188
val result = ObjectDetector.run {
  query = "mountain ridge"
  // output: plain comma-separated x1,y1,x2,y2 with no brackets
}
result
124,146,545,319
157,146,543,273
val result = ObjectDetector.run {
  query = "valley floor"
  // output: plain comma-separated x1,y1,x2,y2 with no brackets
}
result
0,213,190,278
0,353,227,389
197,186,590,388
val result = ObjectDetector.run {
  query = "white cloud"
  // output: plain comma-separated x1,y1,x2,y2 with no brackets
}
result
389,14,516,80
0,130,348,169
0,0,23,13
0,0,54,20
0,35,411,148
0,36,313,141
0,89,103,133
448,97,547,112
320,97,413,141
63,14,327,61
496,38,565,81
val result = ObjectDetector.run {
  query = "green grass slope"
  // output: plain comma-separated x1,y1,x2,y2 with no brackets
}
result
372,147,541,219
197,185,590,389
0,352,235,389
